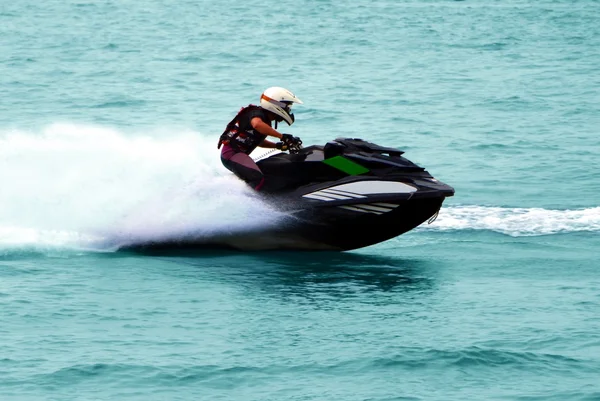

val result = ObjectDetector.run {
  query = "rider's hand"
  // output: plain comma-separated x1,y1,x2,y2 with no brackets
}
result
275,142,289,151
282,134,302,145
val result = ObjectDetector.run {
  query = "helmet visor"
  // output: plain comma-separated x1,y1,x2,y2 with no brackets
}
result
283,102,295,124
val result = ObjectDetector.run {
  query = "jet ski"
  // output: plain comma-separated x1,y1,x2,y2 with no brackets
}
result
250,137,455,250
121,137,454,253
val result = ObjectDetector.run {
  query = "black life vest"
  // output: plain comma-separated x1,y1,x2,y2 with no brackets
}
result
217,105,269,154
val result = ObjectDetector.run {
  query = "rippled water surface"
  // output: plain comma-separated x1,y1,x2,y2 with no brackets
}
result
1,1,599,400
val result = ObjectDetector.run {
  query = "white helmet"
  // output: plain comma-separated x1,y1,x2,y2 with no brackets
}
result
260,87,303,126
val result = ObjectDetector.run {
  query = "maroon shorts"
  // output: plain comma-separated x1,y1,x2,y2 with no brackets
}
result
220,145,265,190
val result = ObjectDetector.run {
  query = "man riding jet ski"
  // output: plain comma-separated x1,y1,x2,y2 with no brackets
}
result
218,87,303,191
122,90,454,252
213,88,454,250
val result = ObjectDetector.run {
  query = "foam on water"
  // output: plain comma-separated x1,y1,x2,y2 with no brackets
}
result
1,123,598,252
430,205,600,237
0,123,282,251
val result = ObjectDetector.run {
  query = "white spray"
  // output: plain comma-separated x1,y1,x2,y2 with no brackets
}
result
427,205,600,237
0,123,283,251
1,124,599,252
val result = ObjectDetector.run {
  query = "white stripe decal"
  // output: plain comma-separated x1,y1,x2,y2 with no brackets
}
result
303,188,367,201
321,188,366,198
352,204,394,213
330,181,417,195
303,182,414,203
303,194,337,201
373,203,400,209
338,205,383,215
317,191,354,200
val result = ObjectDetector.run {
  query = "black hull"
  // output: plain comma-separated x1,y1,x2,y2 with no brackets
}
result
277,197,445,251
120,197,445,253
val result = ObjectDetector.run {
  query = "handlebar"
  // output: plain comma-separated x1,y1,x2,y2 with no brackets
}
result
281,136,303,154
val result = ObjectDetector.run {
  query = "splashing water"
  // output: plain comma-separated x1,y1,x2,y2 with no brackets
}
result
1,123,598,252
429,205,600,237
0,123,282,251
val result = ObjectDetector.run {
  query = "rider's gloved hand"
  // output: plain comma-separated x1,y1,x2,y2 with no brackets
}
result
282,134,302,145
275,142,289,151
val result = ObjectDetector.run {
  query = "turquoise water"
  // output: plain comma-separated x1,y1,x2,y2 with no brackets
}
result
2,1,600,400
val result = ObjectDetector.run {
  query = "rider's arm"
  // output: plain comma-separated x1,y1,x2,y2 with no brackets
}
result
258,139,277,148
251,117,283,140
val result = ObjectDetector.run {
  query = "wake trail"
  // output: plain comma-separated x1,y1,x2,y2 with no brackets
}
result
427,205,600,237
1,123,597,252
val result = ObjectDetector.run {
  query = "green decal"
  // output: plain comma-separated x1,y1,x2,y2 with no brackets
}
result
323,156,370,175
